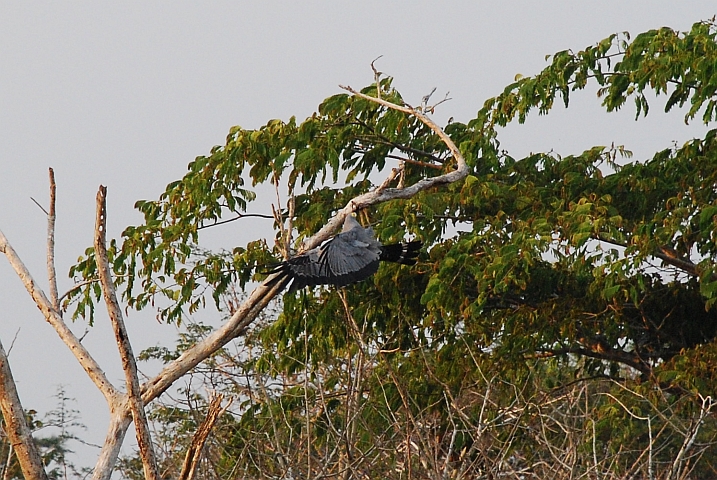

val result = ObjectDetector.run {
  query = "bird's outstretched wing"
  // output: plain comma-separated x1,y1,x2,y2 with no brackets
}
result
265,216,421,293
317,231,382,288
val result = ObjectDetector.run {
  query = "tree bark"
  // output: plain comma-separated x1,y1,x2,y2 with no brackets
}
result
0,338,49,480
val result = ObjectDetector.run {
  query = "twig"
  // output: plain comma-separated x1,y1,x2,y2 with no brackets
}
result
420,87,437,111
285,195,295,259
371,56,383,100
385,153,443,170
5,328,20,357
59,277,100,304
3,442,13,480
668,394,714,480
94,186,160,480
304,309,311,478
30,196,49,216
354,132,448,164
594,235,705,279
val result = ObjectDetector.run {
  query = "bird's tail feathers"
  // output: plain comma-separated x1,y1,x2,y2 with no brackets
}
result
380,240,422,265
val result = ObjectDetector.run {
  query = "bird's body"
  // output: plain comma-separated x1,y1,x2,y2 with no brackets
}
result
268,215,421,292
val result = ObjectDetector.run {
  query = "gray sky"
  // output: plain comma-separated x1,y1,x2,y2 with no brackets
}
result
1,1,715,473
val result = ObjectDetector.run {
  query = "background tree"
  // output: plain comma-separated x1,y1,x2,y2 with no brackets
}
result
108,19,717,480
0,388,89,480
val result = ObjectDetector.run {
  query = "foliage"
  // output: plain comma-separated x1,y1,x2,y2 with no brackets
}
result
87,19,717,478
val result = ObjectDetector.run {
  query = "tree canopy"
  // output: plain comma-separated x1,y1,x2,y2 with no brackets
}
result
68,19,717,479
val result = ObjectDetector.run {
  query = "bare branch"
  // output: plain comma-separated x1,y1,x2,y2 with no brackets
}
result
420,87,437,110
0,229,119,403
47,168,60,313
384,153,443,170
0,338,49,480
668,394,714,480
140,275,289,403
94,186,159,480
178,393,230,480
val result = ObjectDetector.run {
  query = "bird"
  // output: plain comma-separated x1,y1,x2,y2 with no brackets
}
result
267,215,422,293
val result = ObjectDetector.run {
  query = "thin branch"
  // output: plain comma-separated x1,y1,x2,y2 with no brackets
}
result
47,168,60,313
59,277,100,304
196,213,275,231
595,235,706,279
420,87,437,110
3,442,13,480
669,394,714,480
384,153,443,170
653,245,701,277
355,132,447,164
5,328,20,357
536,344,651,375
30,196,49,216
0,338,49,480
94,186,159,480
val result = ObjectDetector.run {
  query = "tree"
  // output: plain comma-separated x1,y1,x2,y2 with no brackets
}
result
2,18,717,479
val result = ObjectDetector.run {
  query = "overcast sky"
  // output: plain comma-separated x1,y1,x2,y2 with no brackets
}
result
1,1,715,474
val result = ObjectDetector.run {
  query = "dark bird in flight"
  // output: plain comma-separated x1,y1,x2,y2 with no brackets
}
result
268,215,422,293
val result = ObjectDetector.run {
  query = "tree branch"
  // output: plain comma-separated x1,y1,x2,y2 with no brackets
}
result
536,344,651,376
595,235,705,279
178,393,229,480
47,168,60,313
92,407,132,480
94,186,159,480
0,230,119,403
354,132,447,165
299,85,469,252
0,338,49,480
